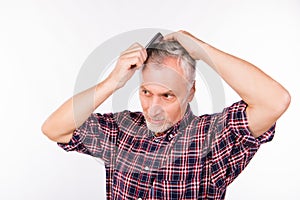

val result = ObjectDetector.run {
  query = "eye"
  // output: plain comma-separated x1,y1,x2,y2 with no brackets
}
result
141,89,151,96
162,93,175,101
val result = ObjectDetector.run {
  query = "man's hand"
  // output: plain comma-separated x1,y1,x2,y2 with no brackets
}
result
42,42,147,143
164,30,206,60
108,42,147,90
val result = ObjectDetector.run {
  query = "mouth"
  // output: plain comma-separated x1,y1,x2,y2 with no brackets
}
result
149,119,165,125
147,116,166,125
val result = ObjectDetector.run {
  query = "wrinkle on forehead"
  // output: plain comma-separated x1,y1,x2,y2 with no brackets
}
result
140,59,190,96
145,56,185,75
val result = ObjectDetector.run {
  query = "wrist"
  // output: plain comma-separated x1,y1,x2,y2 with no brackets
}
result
104,73,124,91
193,40,209,61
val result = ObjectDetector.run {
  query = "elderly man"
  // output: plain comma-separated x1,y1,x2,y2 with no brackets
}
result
42,31,290,199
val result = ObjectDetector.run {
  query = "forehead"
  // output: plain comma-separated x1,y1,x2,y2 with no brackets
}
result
141,57,189,95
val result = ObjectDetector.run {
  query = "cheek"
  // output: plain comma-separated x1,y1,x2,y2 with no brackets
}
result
164,102,184,121
139,95,149,110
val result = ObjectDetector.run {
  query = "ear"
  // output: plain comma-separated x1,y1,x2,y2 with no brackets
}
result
187,81,196,102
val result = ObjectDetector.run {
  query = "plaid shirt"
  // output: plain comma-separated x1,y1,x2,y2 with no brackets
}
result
58,100,275,200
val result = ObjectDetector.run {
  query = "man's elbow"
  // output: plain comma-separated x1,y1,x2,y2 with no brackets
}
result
268,89,291,121
41,122,73,143
41,121,63,142
41,122,57,141
273,89,291,117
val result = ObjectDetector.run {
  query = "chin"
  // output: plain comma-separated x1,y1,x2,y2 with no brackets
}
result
146,121,173,133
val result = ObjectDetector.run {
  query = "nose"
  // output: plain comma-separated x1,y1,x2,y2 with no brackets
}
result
148,97,164,118
149,105,164,118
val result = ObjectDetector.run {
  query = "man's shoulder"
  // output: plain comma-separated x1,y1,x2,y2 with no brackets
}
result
110,110,145,129
113,109,144,119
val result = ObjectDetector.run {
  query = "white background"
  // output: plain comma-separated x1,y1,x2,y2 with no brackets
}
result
1,0,299,199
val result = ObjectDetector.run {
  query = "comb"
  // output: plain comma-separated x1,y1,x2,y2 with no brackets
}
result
145,32,163,49
130,32,163,69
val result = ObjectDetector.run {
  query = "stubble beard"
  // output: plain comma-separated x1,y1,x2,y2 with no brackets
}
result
145,119,173,134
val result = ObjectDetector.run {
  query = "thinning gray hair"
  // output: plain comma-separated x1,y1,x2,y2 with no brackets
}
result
144,40,196,86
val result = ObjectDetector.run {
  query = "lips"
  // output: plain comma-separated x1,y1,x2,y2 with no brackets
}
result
150,119,165,125
147,116,166,125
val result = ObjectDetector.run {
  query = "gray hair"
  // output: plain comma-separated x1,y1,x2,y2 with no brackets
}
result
144,40,196,86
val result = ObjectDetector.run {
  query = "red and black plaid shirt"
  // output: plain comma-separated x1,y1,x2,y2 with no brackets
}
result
58,100,275,199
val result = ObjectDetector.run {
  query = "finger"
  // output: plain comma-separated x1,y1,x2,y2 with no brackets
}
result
163,32,176,41
140,47,147,62
120,47,139,56
131,46,147,62
163,31,182,41
119,43,140,56
127,42,144,52
121,44,146,58
135,55,146,68
123,55,144,70
122,47,147,64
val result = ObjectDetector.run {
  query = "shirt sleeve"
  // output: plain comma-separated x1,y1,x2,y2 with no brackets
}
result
210,100,276,189
57,112,120,164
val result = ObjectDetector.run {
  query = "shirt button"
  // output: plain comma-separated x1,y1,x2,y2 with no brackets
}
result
144,166,150,171
137,198,142,200
154,139,159,142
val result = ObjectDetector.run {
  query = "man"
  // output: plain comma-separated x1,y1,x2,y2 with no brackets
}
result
42,30,290,199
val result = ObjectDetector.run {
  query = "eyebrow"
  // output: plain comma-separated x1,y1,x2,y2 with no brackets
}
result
140,86,175,95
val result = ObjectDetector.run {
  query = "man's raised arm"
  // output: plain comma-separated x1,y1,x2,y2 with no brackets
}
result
165,30,290,138
41,43,147,143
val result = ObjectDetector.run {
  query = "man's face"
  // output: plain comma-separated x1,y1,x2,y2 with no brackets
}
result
139,57,195,133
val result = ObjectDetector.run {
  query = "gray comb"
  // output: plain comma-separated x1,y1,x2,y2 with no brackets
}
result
130,32,163,69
